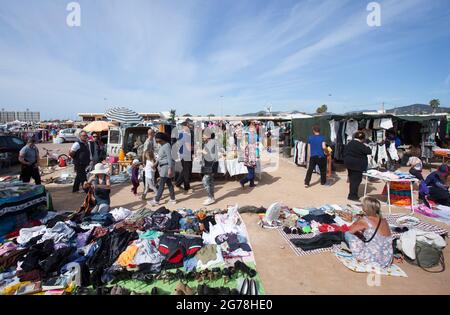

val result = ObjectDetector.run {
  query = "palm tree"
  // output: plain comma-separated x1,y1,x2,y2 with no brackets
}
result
429,99,440,113
316,104,328,114
169,109,176,123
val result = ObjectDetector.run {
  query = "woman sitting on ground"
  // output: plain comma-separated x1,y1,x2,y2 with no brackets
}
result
84,163,111,213
425,164,450,206
344,197,393,268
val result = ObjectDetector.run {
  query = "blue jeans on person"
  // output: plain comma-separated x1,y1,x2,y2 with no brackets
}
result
202,174,214,199
155,177,175,202
240,166,255,187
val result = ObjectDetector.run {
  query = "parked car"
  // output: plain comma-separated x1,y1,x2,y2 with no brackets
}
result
57,128,78,142
0,135,26,165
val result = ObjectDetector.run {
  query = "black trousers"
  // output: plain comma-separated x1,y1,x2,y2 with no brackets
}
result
73,164,88,192
409,168,424,181
305,156,327,185
175,160,192,190
20,165,41,185
429,186,450,206
347,169,363,199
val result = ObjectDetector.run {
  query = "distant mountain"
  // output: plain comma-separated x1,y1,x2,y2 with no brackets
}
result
387,104,450,115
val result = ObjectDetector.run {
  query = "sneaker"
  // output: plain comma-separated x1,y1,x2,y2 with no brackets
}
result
203,198,215,206
304,184,309,188
169,199,177,205
148,199,159,206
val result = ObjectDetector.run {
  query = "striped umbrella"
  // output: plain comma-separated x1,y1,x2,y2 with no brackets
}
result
105,107,143,124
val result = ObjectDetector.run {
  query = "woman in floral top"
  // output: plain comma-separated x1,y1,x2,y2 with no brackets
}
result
240,121,258,188
345,197,393,268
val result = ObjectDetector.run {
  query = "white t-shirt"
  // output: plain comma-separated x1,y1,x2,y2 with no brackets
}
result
407,157,423,171
178,131,192,161
144,160,156,177
345,119,358,141
71,142,81,152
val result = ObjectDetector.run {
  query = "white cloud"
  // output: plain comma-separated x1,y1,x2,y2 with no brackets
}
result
0,0,447,118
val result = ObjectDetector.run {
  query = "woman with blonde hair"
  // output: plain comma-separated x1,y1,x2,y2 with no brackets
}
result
344,197,393,268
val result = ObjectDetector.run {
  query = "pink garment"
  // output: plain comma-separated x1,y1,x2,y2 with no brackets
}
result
413,205,439,218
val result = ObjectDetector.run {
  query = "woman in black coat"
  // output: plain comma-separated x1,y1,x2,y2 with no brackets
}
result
344,131,372,201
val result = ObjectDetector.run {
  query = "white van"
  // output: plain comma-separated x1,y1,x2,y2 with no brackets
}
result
107,126,151,157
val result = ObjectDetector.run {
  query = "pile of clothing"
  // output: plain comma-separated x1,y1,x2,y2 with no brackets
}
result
0,204,261,295
279,204,363,251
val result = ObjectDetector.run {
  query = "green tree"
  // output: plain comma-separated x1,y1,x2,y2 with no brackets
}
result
169,109,176,123
316,104,328,114
429,99,440,113
183,113,192,117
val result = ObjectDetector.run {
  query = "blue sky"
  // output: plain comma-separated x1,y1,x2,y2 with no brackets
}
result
0,0,449,120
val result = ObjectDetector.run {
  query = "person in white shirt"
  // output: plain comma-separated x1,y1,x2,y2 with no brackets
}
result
202,129,218,205
142,150,157,200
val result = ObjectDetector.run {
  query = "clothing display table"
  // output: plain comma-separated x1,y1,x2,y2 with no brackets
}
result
0,182,47,218
433,148,450,164
174,158,261,177
363,172,419,214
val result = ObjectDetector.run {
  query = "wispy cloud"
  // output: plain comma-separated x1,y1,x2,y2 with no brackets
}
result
0,0,449,119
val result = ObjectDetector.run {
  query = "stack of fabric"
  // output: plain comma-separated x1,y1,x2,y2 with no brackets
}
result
0,204,263,295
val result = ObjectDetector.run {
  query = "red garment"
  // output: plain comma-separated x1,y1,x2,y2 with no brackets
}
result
318,224,349,233
6,220,42,238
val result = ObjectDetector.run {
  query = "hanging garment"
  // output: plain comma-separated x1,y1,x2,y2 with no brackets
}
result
294,141,300,164
380,118,393,130
387,142,399,161
377,144,388,165
329,120,338,143
342,121,347,145
345,119,358,142
299,142,307,165
333,121,345,161
373,119,381,129
367,143,378,168
376,130,385,143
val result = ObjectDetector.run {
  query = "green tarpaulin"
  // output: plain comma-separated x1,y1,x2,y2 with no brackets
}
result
292,116,332,143
292,114,445,143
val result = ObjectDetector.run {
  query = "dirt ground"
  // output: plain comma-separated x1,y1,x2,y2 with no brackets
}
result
13,142,450,294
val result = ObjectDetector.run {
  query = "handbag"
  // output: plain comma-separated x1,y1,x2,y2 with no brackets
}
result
405,241,445,272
